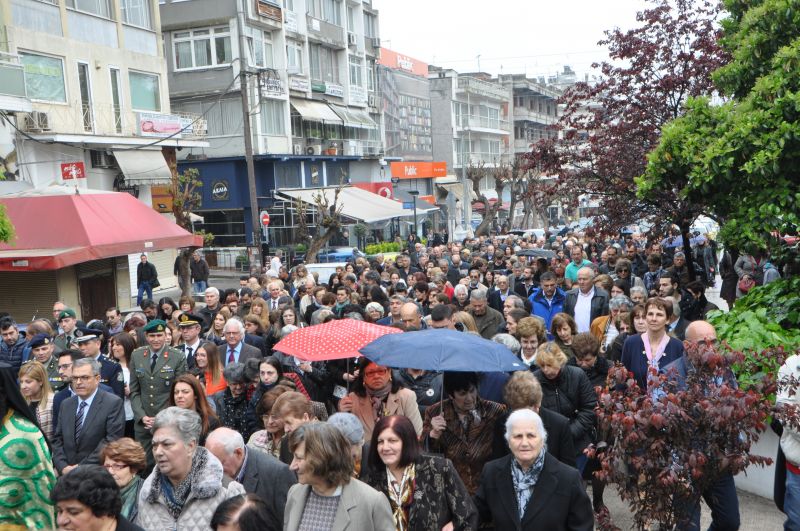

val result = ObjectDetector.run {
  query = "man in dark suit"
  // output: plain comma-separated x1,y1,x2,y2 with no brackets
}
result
51,357,125,475
513,265,537,299
221,319,262,367
74,327,124,398
206,427,296,528
52,350,115,428
563,266,609,334
176,312,204,369
486,275,511,314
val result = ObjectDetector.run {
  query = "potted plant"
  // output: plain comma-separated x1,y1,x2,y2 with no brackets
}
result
326,141,339,156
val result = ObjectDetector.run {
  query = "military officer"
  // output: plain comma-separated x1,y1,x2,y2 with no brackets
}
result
128,319,187,464
73,326,124,398
26,333,65,391
176,312,203,369
54,308,79,351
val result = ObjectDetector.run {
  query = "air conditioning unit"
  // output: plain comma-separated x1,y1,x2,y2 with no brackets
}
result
24,111,51,132
367,94,378,108
292,143,303,155
371,37,380,48
306,145,322,155
90,150,117,169
347,32,357,46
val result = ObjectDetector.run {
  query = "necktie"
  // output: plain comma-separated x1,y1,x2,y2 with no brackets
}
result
186,346,193,360
271,299,277,310
75,401,87,441
150,350,157,371
228,348,235,364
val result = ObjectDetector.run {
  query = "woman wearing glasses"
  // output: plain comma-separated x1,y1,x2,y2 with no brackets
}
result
100,437,147,523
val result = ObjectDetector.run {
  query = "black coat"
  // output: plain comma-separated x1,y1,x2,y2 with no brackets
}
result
497,408,576,469
534,365,597,453
568,355,612,390
474,453,594,531
563,288,609,325
240,449,297,530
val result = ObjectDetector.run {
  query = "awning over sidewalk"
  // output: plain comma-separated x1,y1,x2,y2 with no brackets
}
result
328,104,377,129
290,99,343,124
276,186,437,223
0,187,203,271
112,149,172,185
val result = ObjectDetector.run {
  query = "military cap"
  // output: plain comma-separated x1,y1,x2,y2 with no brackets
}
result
143,319,167,334
72,326,100,343
28,333,53,349
58,308,77,321
176,313,202,327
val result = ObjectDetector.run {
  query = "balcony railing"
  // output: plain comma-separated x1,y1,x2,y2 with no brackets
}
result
513,106,558,125
292,137,383,157
456,114,510,132
454,152,510,167
457,77,509,102
18,102,207,139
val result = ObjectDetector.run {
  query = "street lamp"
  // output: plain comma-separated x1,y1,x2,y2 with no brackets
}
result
407,190,419,239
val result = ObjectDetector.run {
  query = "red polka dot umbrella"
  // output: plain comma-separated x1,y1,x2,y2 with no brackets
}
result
273,319,402,362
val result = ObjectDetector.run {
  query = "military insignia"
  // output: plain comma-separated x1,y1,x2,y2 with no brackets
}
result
426,388,435,397
74,329,83,338
179,314,189,323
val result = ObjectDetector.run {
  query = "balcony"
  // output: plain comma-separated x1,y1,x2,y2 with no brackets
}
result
453,152,510,168
457,77,509,102
306,14,346,48
18,103,207,140
513,105,557,125
291,137,383,157
455,114,510,134
0,52,31,113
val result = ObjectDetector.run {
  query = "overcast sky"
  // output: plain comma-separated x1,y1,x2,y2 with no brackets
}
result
373,0,651,80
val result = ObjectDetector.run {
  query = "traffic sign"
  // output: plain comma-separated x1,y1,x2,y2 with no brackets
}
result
260,211,271,227
402,202,414,209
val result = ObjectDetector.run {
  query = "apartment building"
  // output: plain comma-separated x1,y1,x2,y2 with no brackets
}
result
0,0,206,320
162,0,406,248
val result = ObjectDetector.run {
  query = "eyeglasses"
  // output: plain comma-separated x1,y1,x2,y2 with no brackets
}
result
617,268,630,273
72,375,97,383
103,463,129,471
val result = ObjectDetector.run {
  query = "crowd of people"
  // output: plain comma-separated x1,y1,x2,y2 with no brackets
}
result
0,226,786,530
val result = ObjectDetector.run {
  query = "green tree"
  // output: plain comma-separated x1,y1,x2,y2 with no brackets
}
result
641,0,800,249
170,166,212,296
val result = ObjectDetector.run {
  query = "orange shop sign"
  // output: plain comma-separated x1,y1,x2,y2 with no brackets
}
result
390,162,446,179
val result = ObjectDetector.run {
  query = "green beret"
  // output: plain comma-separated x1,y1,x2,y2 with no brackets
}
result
58,308,77,320
143,320,167,334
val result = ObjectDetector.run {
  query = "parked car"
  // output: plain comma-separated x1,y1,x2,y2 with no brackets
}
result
315,247,365,263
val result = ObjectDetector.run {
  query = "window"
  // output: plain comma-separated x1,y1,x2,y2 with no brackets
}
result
173,26,232,70
129,71,160,111
308,0,341,25
310,44,339,83
19,52,66,103
66,0,112,18
120,0,152,29
286,40,303,73
260,99,285,135
248,31,274,68
348,55,362,86
366,59,375,92
363,13,376,37
110,68,123,133
346,5,355,31
77,63,93,132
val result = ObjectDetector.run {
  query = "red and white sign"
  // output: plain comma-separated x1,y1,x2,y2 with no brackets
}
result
260,211,271,227
353,182,393,199
61,162,86,180
379,48,429,77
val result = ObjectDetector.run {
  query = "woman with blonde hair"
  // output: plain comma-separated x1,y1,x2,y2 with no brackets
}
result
452,311,479,333
18,361,55,439
250,297,271,329
205,306,232,342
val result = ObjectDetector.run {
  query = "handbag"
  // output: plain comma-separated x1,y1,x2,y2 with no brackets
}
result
737,276,755,293
151,278,160,288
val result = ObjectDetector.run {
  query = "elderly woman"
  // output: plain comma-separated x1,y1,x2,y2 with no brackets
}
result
365,302,386,323
492,333,521,357
590,295,634,354
51,464,141,531
533,342,597,474
213,362,254,441
284,422,394,531
364,415,477,531
453,283,470,311
516,317,547,368
136,407,245,529
338,358,423,441
328,412,367,478
101,437,147,522
630,285,648,305
474,409,593,530
422,371,507,494
621,297,686,389
248,385,290,459
170,374,220,445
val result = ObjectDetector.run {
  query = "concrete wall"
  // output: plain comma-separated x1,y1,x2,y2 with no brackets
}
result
429,75,455,170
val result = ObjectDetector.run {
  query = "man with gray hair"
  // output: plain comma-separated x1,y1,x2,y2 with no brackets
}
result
206,427,296,528
222,319,262,366
377,295,407,326
564,266,609,333
469,289,506,340
199,286,222,331
51,357,125,475
492,333,521,356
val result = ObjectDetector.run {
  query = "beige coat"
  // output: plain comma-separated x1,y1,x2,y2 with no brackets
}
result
346,387,422,441
283,478,394,531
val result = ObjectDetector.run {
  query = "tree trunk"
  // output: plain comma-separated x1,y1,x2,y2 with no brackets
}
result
305,228,338,264
475,204,502,237
178,248,195,298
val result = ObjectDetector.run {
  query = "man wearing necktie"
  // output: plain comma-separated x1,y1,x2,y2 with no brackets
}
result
128,320,187,466
51,357,124,475
54,308,79,351
176,312,204,370
221,318,262,367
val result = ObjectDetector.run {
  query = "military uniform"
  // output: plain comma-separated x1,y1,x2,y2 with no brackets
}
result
53,308,78,351
72,327,125,399
129,320,187,463
26,334,66,392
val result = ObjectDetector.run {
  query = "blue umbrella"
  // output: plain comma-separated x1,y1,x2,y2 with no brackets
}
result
359,329,525,372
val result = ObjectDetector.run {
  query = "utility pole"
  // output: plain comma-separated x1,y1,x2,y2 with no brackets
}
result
237,0,260,273
408,190,419,238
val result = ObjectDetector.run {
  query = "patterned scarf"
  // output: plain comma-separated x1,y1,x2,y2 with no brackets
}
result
386,464,416,531
153,448,208,519
511,451,546,520
366,382,392,422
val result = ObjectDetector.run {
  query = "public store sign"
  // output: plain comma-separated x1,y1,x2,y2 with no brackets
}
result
390,161,446,179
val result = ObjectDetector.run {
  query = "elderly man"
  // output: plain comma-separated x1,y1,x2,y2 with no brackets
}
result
221,319,262,366
74,327,124,398
199,287,222,331
206,427,296,528
563,267,609,334
488,275,512,314
51,358,125,475
469,290,506,340
399,302,425,330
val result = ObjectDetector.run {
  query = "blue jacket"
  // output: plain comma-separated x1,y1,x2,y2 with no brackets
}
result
528,287,566,333
0,336,29,371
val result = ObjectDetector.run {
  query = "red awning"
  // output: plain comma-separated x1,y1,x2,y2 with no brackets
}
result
0,189,203,271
